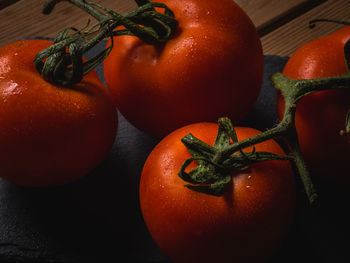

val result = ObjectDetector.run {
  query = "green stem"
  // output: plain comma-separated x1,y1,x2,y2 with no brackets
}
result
289,139,318,204
179,39,350,204
221,125,287,159
272,72,350,103
178,117,293,197
35,0,178,86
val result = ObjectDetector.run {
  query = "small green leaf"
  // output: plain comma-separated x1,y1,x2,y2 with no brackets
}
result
214,119,231,148
178,157,225,184
188,165,218,183
181,134,216,161
178,158,199,184
178,117,294,197
218,117,238,143
185,175,231,197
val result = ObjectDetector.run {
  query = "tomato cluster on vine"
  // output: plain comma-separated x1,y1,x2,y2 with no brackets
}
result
0,1,349,263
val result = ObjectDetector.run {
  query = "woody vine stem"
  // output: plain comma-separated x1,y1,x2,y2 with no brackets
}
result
179,66,350,204
178,26,350,204
37,1,349,205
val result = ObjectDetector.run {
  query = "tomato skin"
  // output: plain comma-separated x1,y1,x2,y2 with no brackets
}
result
0,40,118,187
104,0,263,138
140,123,295,263
277,26,350,183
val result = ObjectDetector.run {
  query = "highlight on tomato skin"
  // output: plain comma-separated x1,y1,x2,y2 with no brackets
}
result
139,122,296,263
104,0,264,138
277,26,350,183
0,40,118,187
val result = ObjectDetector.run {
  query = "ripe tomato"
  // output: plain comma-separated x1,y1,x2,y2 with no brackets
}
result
277,26,350,182
0,40,118,187
140,122,295,263
104,0,263,138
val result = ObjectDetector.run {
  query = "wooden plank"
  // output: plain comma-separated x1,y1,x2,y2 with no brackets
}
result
234,0,325,35
261,0,350,56
0,0,316,47
0,0,137,46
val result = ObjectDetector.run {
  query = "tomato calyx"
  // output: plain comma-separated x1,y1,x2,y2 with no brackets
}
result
34,0,178,86
179,38,350,204
178,117,292,196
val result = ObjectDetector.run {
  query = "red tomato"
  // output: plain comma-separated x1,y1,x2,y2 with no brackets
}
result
104,0,263,138
0,40,118,187
277,26,350,182
140,123,295,263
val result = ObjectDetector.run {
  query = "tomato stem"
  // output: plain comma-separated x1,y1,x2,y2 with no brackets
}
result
35,0,178,86
288,139,318,204
179,39,350,205
309,19,350,29
178,117,292,197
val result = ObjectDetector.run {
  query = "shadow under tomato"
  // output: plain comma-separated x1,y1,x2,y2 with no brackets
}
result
268,173,350,263
0,113,167,262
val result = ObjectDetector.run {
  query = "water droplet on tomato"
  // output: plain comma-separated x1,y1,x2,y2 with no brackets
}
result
246,185,256,192
74,103,81,110
1,81,20,97
0,56,11,75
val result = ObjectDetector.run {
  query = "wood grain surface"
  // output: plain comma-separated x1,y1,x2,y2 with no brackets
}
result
262,0,350,55
1,0,347,56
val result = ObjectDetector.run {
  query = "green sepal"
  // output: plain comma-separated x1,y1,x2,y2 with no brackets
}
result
184,175,232,197
178,158,218,184
181,134,216,162
214,117,238,148
218,117,239,143
178,118,294,197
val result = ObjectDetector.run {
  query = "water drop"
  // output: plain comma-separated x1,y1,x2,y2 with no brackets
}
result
246,185,256,192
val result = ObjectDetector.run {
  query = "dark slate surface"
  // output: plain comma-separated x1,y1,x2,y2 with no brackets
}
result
1,41,349,263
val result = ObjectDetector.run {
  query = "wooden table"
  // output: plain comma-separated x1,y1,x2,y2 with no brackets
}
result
1,0,350,55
